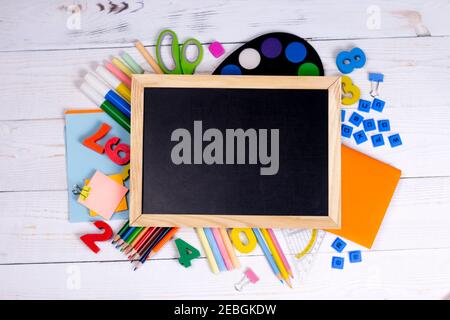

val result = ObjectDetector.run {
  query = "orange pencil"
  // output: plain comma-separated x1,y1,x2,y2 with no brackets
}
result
123,227,150,255
148,227,180,259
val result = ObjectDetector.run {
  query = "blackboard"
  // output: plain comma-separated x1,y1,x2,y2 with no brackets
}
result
130,75,341,228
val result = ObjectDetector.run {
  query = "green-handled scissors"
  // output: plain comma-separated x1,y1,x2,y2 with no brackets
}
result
156,29,203,75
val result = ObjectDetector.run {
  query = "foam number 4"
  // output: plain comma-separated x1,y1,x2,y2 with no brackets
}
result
336,47,366,74
175,238,200,267
105,137,130,165
80,221,113,254
341,76,361,105
230,228,257,254
83,123,112,154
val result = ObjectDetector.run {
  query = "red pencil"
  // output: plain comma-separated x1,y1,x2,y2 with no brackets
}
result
129,228,166,261
127,227,157,259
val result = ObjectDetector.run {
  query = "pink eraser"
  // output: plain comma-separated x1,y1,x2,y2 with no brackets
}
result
208,41,225,58
244,267,259,284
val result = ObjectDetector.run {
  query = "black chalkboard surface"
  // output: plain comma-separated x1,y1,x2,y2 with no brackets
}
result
130,75,341,228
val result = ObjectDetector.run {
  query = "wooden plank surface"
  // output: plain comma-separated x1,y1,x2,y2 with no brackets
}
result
1,0,450,300
1,1,449,51
1,36,450,121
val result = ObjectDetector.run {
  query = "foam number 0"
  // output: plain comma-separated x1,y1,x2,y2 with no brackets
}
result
82,123,112,154
336,47,366,74
80,221,113,254
230,228,257,254
105,137,130,165
341,76,360,105
175,238,201,268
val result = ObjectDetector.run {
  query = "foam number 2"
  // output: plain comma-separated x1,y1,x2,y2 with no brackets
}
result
80,221,113,254
230,228,257,253
341,76,361,105
336,47,366,74
105,137,130,165
175,238,200,267
83,123,111,154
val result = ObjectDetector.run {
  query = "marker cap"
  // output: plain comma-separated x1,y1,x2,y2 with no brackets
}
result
96,65,121,88
80,82,104,106
84,73,110,97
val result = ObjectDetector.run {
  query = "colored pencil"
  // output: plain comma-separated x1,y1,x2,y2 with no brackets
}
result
112,221,129,244
148,227,179,259
130,227,166,260
204,228,226,272
252,228,283,283
127,227,157,258
115,226,137,247
124,227,151,255
220,228,240,269
195,228,219,274
135,41,164,74
267,228,293,278
133,228,172,270
119,227,144,251
105,62,131,88
212,228,233,270
112,57,133,77
261,228,292,287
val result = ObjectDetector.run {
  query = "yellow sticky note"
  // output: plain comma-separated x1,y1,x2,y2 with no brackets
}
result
85,173,128,217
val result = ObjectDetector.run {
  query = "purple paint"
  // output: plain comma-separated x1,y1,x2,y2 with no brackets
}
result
261,37,282,58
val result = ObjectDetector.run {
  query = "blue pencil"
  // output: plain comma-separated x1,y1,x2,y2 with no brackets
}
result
133,227,172,270
115,226,136,247
252,228,283,282
204,228,227,272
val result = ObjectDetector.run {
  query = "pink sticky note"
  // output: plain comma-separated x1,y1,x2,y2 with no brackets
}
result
78,171,128,220
208,41,225,58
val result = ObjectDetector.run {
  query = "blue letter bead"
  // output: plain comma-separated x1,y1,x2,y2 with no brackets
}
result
331,237,347,253
388,134,403,148
358,99,371,113
341,124,353,138
349,112,364,127
371,98,385,112
353,130,368,144
371,134,385,147
349,251,362,263
377,119,390,132
363,119,376,132
331,256,345,269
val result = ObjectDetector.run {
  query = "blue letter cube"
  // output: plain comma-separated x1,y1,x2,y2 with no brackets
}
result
378,119,390,132
331,237,347,253
353,130,368,144
363,119,376,132
331,256,344,269
358,99,371,113
371,133,385,147
349,112,364,127
341,124,353,138
371,98,385,112
349,251,362,263
388,134,403,148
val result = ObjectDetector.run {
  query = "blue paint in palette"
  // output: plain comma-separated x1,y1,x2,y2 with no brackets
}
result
213,32,324,76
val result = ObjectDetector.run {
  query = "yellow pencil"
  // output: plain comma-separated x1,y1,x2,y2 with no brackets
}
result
195,227,219,274
220,228,241,269
112,57,133,77
260,228,292,288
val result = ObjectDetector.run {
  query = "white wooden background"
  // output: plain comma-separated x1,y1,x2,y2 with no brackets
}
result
1,0,450,300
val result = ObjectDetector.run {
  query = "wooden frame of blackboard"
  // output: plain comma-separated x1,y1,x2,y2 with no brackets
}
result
130,75,341,228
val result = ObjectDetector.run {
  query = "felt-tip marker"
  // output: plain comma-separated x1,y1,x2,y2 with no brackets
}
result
84,73,130,118
80,82,130,132
96,65,131,103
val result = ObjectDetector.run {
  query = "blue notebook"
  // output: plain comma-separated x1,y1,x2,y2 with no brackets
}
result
65,110,130,222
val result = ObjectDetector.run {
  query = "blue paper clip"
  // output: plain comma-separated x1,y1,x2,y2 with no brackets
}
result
368,72,384,97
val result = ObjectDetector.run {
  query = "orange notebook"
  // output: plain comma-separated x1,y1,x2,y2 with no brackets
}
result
326,145,401,249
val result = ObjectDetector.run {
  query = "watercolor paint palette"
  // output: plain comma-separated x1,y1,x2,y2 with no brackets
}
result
213,32,324,76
